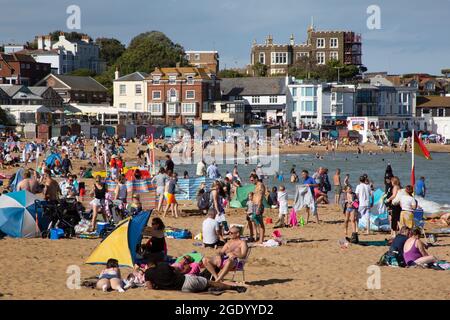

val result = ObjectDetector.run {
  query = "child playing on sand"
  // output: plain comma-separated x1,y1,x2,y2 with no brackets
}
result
246,192,257,241
276,185,289,228
124,264,148,289
96,258,125,292
343,186,359,238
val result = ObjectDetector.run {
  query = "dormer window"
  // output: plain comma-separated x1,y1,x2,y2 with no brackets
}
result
153,76,160,85
169,76,176,84
186,76,194,85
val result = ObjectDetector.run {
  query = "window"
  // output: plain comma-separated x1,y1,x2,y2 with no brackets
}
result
296,52,309,60
185,54,190,60
251,96,260,104
182,103,196,114
316,38,325,48
271,52,288,65
186,76,194,84
21,63,26,68
168,88,177,101
330,38,338,48
301,87,316,97
186,90,195,99
293,101,297,112
399,92,409,103
438,109,445,117
152,91,161,100
169,76,176,84
259,52,265,64
119,103,126,109
292,88,297,96
316,52,325,65
167,103,178,114
135,84,142,95
135,103,142,110
119,84,126,95
153,77,160,84
301,101,317,112
330,51,339,61
150,103,163,114
269,96,278,103
194,54,200,61
26,64,30,69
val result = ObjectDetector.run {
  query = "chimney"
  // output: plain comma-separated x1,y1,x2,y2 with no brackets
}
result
59,31,66,41
114,67,120,80
36,35,45,50
44,35,52,50
267,35,273,45
290,34,295,46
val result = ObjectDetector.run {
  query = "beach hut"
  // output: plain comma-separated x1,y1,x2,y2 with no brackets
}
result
0,190,48,238
85,211,152,268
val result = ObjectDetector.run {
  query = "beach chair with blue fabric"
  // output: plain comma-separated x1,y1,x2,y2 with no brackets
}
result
414,209,427,238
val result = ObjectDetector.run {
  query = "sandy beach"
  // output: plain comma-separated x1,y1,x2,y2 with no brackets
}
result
1,140,449,300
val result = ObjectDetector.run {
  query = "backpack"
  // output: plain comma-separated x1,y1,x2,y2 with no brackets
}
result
197,190,211,210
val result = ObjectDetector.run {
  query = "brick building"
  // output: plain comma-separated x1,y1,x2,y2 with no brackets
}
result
0,52,51,86
185,51,220,74
250,24,362,75
146,66,220,125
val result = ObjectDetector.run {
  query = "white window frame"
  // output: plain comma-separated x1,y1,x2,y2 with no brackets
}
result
119,84,126,95
271,52,288,65
169,76,176,84
185,54,190,60
316,52,325,65
119,103,126,110
153,76,160,85
251,96,260,104
194,54,200,61
134,103,142,110
168,88,178,102
316,38,325,48
330,51,339,61
182,102,196,115
152,90,161,100
259,52,265,64
150,103,163,115
185,90,195,100
269,96,278,103
330,38,338,48
296,52,309,60
167,103,179,115
186,76,194,85
135,84,142,95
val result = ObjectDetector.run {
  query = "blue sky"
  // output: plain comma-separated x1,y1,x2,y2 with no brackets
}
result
1,0,449,75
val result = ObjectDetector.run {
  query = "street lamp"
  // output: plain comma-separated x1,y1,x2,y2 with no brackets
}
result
334,66,344,84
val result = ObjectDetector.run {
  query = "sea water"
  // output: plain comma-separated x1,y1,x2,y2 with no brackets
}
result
172,151,450,206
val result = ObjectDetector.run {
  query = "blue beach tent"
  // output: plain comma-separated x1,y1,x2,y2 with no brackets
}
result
0,190,48,238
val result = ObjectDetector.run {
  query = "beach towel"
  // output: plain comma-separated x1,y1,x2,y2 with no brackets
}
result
293,185,316,213
430,228,450,234
354,240,388,247
230,184,269,209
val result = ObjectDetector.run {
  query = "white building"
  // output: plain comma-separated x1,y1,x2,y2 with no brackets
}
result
287,79,322,126
20,33,106,74
221,77,287,124
113,71,149,123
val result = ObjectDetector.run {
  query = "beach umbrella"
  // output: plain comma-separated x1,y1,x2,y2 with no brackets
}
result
0,190,47,238
85,211,152,268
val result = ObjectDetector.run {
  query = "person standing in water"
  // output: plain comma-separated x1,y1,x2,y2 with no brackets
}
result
333,168,342,205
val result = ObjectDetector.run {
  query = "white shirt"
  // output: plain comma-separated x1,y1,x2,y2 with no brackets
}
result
400,194,417,212
355,183,372,207
202,217,219,245
196,161,206,176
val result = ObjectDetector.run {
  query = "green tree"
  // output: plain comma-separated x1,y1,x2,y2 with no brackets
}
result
288,57,360,82
442,69,450,78
0,108,11,125
252,62,268,77
49,31,89,42
218,69,246,78
68,68,97,77
95,37,125,67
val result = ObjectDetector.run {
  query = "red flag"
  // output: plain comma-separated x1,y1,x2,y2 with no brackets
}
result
414,132,432,160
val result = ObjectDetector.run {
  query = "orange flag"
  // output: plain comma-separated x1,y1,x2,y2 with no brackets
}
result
414,132,432,160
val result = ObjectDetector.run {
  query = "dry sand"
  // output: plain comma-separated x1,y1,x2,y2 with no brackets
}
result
1,204,449,300
0,140,449,300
